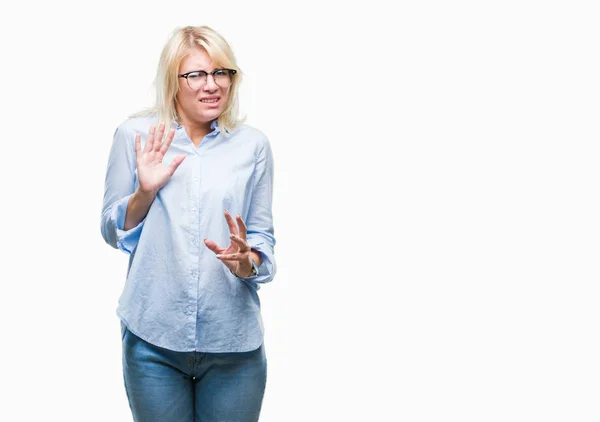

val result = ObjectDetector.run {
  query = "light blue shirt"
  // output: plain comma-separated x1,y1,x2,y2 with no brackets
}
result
100,116,276,352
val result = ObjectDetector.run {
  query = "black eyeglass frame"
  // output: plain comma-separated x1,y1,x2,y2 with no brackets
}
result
177,68,238,88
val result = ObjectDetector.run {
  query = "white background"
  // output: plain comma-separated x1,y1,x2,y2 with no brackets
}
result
0,0,599,421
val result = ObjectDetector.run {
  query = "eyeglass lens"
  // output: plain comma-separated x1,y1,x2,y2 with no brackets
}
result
187,70,234,89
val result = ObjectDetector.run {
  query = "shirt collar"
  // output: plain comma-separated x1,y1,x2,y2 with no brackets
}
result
173,119,221,135
210,119,221,135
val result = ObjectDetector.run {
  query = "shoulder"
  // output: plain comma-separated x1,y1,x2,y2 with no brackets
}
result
230,125,274,167
115,115,157,139
230,123,270,150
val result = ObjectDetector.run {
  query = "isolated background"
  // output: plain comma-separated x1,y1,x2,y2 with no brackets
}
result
1,0,598,421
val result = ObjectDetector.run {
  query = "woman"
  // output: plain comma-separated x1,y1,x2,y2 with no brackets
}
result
100,25,276,421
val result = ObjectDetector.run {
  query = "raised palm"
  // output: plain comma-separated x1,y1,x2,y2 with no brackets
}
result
135,123,186,194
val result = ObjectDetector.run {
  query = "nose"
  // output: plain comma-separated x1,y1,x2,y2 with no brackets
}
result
202,74,218,92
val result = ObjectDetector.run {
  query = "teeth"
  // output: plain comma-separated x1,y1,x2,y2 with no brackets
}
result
201,99,218,103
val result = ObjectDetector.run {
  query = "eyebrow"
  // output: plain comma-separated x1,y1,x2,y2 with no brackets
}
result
187,68,223,73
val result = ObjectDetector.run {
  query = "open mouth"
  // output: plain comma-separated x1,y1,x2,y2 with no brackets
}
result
200,97,220,104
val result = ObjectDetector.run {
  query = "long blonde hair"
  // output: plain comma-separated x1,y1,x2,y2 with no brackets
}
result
132,25,244,135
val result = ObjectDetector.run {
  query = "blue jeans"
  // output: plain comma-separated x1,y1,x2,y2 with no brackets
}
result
121,322,267,422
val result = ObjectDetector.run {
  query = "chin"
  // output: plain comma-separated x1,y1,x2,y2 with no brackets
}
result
205,112,221,122
201,109,224,120
196,106,223,114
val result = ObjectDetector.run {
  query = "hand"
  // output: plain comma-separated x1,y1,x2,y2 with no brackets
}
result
135,123,186,194
204,210,254,277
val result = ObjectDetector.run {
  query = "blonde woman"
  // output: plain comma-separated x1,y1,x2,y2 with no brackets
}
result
100,25,276,421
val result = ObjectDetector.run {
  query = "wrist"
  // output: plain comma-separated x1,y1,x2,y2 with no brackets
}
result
135,187,157,202
234,257,258,278
124,188,156,231
249,249,263,267
236,259,252,278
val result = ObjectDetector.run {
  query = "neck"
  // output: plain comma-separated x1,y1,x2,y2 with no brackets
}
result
177,111,213,146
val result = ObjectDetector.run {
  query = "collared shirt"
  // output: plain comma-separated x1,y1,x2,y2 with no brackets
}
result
100,116,276,352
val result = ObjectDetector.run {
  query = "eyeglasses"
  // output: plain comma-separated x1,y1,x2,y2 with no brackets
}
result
178,68,237,90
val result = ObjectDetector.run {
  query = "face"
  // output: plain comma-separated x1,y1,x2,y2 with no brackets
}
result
176,47,230,127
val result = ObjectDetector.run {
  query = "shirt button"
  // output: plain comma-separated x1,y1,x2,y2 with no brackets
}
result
187,306,195,315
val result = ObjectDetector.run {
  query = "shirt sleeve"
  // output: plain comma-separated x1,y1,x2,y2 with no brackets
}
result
245,137,277,283
100,124,145,254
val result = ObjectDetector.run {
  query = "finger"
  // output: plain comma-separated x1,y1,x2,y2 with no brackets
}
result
159,128,176,155
144,125,156,153
154,122,166,151
216,253,245,261
168,154,187,176
236,214,247,240
134,133,142,159
229,233,250,252
224,210,239,236
203,238,224,254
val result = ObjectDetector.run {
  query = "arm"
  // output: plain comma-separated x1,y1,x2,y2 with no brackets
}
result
203,137,277,281
244,137,277,283
100,125,149,254
124,189,156,231
100,123,184,254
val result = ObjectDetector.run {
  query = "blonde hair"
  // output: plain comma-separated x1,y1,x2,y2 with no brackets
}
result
132,25,244,135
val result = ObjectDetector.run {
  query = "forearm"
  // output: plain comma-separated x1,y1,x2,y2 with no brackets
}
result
124,188,156,231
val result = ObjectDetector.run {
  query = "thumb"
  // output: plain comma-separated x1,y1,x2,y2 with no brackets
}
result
204,238,222,254
167,154,186,175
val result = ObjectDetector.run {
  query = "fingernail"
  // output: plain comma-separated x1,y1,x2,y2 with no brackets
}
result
230,233,235,238
237,214,241,219
216,254,222,258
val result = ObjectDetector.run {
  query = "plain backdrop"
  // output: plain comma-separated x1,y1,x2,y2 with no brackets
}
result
1,0,599,421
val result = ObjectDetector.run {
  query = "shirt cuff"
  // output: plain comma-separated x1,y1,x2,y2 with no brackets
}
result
112,194,145,254
247,239,276,283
